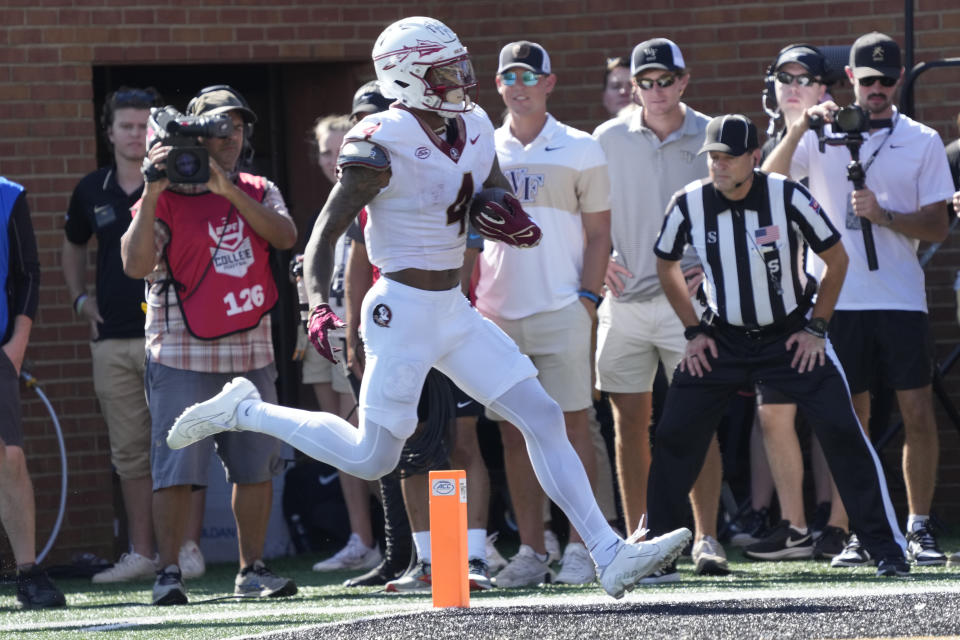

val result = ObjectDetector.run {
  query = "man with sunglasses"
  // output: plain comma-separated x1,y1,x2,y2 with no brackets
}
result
593,38,728,580
475,41,613,588
764,31,955,569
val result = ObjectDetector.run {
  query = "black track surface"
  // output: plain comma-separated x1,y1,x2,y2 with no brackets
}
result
253,590,960,640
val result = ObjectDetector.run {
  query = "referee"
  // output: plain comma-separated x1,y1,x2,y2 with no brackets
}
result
647,114,908,576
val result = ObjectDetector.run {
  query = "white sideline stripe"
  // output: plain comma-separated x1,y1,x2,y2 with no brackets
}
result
0,602,429,633
224,584,960,639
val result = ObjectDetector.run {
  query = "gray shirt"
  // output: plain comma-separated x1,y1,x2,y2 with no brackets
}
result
593,104,710,302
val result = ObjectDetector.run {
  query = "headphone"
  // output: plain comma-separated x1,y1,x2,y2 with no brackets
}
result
761,43,827,119
186,84,256,166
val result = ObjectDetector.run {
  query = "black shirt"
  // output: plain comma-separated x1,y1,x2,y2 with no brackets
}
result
64,166,145,340
3,191,40,344
655,171,840,328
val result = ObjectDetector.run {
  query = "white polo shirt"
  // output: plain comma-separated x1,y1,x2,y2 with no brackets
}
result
791,109,954,312
475,114,610,320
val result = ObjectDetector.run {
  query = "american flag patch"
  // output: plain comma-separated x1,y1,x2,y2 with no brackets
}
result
754,225,780,245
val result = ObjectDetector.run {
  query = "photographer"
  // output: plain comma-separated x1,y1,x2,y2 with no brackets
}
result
763,32,955,568
120,86,297,605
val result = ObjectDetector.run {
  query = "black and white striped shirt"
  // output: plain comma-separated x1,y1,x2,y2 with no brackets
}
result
654,171,840,328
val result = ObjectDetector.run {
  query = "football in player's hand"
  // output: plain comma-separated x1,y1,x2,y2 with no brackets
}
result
468,187,542,248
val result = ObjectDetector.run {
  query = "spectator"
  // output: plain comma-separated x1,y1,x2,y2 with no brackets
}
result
62,87,175,584
649,113,909,579
301,114,381,574
763,32,955,568
476,41,611,588
120,85,298,605
0,177,66,609
593,38,728,579
745,45,848,561
602,56,633,117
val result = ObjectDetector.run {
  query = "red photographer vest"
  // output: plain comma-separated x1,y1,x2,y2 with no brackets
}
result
156,173,278,340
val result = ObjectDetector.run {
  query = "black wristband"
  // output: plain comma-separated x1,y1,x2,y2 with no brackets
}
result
803,317,828,339
684,324,707,340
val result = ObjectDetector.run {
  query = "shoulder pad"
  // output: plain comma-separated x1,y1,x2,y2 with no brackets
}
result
338,139,390,172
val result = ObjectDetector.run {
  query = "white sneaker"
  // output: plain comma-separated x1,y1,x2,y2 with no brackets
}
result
313,533,382,571
179,540,206,580
599,527,691,599
692,535,729,576
491,544,554,588
486,533,508,574
554,542,596,585
91,552,157,583
167,378,260,450
544,529,562,564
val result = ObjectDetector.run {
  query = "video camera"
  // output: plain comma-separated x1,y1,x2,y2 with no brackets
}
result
808,104,878,271
145,106,232,184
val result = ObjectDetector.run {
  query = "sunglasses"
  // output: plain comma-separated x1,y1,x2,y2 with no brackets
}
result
774,71,818,87
858,75,897,87
500,70,542,87
636,73,678,90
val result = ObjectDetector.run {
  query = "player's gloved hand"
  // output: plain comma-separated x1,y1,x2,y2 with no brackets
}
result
307,304,346,363
473,193,542,248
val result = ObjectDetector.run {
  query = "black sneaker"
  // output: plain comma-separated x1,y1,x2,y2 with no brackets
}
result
905,523,947,566
813,526,847,559
744,520,813,560
727,507,770,547
637,561,680,585
876,557,910,577
468,558,493,590
16,565,66,609
810,502,831,538
830,533,872,567
153,565,187,606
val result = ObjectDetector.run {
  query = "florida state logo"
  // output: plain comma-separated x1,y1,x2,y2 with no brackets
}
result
372,303,392,327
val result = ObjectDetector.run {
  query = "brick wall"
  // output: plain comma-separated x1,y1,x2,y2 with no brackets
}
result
1,0,959,565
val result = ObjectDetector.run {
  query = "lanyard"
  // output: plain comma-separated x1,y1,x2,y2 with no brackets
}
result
860,113,898,175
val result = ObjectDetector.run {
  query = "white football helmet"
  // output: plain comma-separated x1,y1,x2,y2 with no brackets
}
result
372,16,477,115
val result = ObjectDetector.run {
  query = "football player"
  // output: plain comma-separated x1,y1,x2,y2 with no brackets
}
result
167,16,690,599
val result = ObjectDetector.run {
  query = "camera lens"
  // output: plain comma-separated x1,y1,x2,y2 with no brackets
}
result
174,150,201,178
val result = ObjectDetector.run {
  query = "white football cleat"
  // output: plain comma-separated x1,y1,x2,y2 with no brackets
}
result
167,377,260,449
599,527,691,599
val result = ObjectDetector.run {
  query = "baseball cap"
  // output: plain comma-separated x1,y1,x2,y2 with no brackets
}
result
698,115,759,156
189,88,257,123
498,41,551,75
849,32,901,79
775,45,827,79
351,81,394,118
631,38,686,76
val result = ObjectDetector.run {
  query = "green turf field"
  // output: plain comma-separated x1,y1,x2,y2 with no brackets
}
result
4,536,959,640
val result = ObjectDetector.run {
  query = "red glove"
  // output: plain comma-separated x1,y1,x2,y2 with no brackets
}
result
307,304,346,363
471,192,542,248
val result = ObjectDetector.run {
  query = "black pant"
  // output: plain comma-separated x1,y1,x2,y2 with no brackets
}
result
647,323,905,562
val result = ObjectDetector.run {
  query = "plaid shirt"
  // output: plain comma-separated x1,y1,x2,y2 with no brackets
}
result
140,178,289,373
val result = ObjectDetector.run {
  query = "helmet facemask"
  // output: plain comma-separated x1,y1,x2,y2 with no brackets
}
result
421,55,478,114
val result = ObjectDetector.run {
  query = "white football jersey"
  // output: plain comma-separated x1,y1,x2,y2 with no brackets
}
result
342,105,496,273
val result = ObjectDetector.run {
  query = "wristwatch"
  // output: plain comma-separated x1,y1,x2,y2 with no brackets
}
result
803,317,828,339
684,324,707,340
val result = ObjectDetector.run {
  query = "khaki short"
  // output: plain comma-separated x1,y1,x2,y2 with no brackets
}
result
301,334,352,394
482,300,593,421
595,294,689,393
90,338,152,479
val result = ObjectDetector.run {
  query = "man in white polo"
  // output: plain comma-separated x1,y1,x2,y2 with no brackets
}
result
476,40,612,588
